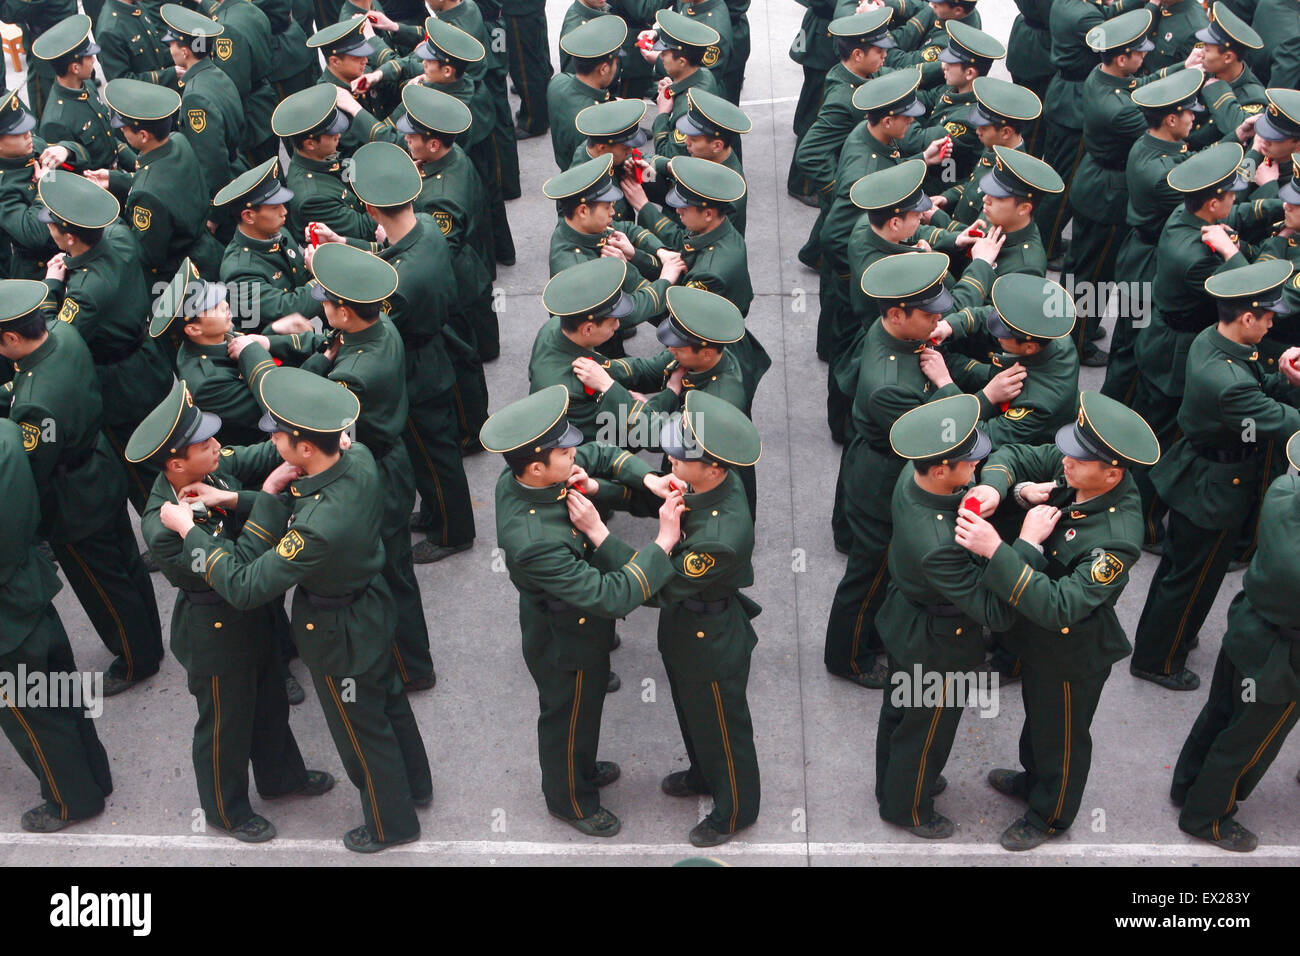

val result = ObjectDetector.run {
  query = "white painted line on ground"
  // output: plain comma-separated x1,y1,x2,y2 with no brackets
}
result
738,96,799,107
0,831,1297,859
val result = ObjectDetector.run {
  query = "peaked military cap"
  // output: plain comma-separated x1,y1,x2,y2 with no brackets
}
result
1204,259,1294,316
652,8,720,53
827,8,894,49
125,380,222,464
660,390,761,466
272,84,351,138
1167,141,1247,194
0,280,50,326
214,156,294,209
1195,1,1262,52
1057,391,1160,468
543,258,634,322
1287,431,1300,472
664,155,745,210
890,393,990,466
158,3,223,43
38,171,119,230
938,20,1005,67
543,153,623,204
850,159,932,214
309,242,400,305
257,366,360,437
676,87,751,139
980,145,1064,200
307,17,375,59
986,274,1076,341
349,141,421,207
1255,89,1300,142
861,252,954,314
852,67,925,118
396,82,472,136
416,15,485,64
103,77,181,123
1280,152,1300,203
560,15,627,59
1131,68,1204,113
969,77,1041,127
1085,8,1154,54
657,285,745,349
575,98,649,146
0,88,37,135
481,384,584,456
31,14,100,61
150,259,227,337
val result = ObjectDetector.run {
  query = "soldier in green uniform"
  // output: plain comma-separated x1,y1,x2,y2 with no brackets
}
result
0,91,61,282
548,15,621,170
309,19,404,155
1146,0,1208,74
646,8,723,173
260,0,318,99
787,0,839,203
485,383,684,837
875,394,1013,839
0,0,77,120
570,98,655,203
966,145,1059,278
396,83,492,440
500,0,552,136
669,0,733,101
96,78,226,281
96,0,176,85
158,5,249,204
0,416,112,833
1006,0,1051,156
1170,430,1300,852
196,0,279,163
885,0,980,89
158,366,433,852
1131,261,1300,690
958,391,1160,850
37,172,172,512
33,15,138,173
1058,10,1155,368
649,88,748,235
1189,3,1265,152
1258,0,1300,87
1242,89,1300,203
0,280,165,695
129,381,334,842
1103,69,1203,405
650,390,761,846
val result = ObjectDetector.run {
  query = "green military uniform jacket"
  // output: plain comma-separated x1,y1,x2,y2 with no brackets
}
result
558,0,608,74
96,0,176,85
0,139,62,281
650,66,723,165
1194,65,1267,152
900,86,979,187
790,61,872,200
1008,0,1053,87
374,216,458,401
40,222,172,433
608,347,746,417
978,442,1144,678
496,442,675,670
546,73,611,169
548,219,670,326
40,79,137,171
219,227,323,326
791,0,838,80
2,321,127,545
175,337,273,448
886,5,980,87
0,418,64,654
950,337,1080,447
1260,0,1300,86
821,127,902,271
528,316,645,442
1045,0,1147,132
1145,0,1207,73
876,470,1017,671
317,70,403,157
1150,326,1300,528
284,152,377,243
414,145,495,313
141,439,284,674
922,139,1028,236
260,0,317,92
1069,68,1146,225
1116,133,1190,283
675,0,732,78
200,0,278,153
176,57,248,202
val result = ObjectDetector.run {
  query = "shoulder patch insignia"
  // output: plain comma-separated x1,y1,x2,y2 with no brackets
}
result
682,551,715,578
1004,406,1031,420
219,447,234,457
57,299,79,323
381,298,393,313
214,37,233,60
702,45,720,67
1090,551,1124,585
433,210,453,235
276,529,305,561
672,128,687,145
187,108,207,133
132,205,152,231
943,121,967,139
1241,103,1264,114
922,45,941,62
685,279,709,291
20,421,40,453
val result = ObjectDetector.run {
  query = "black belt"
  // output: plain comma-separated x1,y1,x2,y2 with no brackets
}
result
1277,624,1300,640
1019,15,1047,30
924,603,963,618
54,445,95,477
540,598,575,613
300,586,365,610
1089,156,1128,172
1060,68,1092,83
1189,442,1258,464
182,588,224,606
1132,224,1162,244
94,324,147,365
682,596,729,615
368,439,395,462
1160,310,1210,334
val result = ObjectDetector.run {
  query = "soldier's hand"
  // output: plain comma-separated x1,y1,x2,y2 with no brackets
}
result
930,318,953,343
367,9,399,31
970,225,1005,264
620,176,649,212
573,356,615,394
307,222,344,245
1279,346,1300,384
335,85,364,116
159,501,196,536
1254,156,1280,186
45,253,67,282
856,0,884,11
566,489,609,546
1235,113,1259,144
262,461,304,494
964,483,1002,516
1183,46,1205,70
355,11,376,37
656,78,674,113
227,334,270,360
1200,223,1239,259
643,472,680,499
665,365,686,395
918,346,953,387
607,230,636,259
921,136,948,167
567,465,597,495
953,219,988,249
374,223,388,244
1018,504,1061,546
37,144,70,173
983,362,1026,405
660,255,687,283
270,314,313,334
174,63,187,78
178,482,239,510
82,168,110,188
656,248,683,267
931,195,948,209
653,490,686,553
1017,480,1056,506
600,239,631,262
954,509,1001,558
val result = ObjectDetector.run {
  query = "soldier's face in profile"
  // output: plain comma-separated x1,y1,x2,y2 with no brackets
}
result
685,133,726,160
678,204,716,234
332,53,368,82
1201,44,1230,75
539,446,577,486
1282,201,1300,231
860,45,887,76
940,61,975,89
1062,456,1119,494
1238,309,1275,344
404,132,437,161
247,203,287,238
1171,108,1196,140
891,306,941,342
582,199,615,231
981,194,1030,228
579,315,620,346
667,456,717,489
1258,136,1300,162
667,343,719,372
182,437,222,477
0,131,34,159
167,40,188,67
929,1,961,21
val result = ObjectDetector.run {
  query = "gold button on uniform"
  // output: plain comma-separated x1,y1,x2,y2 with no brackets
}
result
213,622,222,628
1060,627,1069,634
955,627,962,635
696,631,705,638
306,623,314,630
578,617,586,624
1232,478,1240,485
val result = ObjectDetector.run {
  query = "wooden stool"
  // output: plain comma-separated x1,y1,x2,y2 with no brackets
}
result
1,22,23,75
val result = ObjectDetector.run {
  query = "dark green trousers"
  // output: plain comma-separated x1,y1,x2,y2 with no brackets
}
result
1005,664,1109,834
310,653,429,844
1099,315,1143,404
466,135,517,265
522,641,610,821
824,536,890,676
1131,514,1233,677
875,656,964,827
665,659,760,834
53,508,164,682
1033,119,1085,261
1128,374,1179,549
503,11,552,134
405,395,476,548
383,527,433,685
1062,216,1125,360
0,607,112,821
484,68,521,200
186,642,309,831
1174,645,1300,840
786,66,825,199
104,422,158,516
1010,75,1050,158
